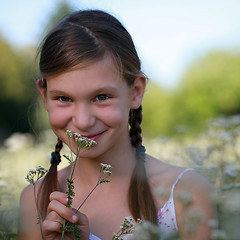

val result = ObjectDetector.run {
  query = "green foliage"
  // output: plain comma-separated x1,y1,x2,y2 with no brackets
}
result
172,49,240,134
0,37,36,141
61,220,81,240
142,49,240,137
1,0,240,141
0,0,73,141
142,82,174,137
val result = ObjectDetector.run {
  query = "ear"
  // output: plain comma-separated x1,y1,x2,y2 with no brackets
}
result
37,80,48,111
130,76,146,109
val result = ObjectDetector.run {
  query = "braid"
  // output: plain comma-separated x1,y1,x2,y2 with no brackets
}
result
129,106,143,147
128,105,158,224
38,138,63,219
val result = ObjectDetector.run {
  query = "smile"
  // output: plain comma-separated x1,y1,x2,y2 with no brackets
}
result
81,131,105,141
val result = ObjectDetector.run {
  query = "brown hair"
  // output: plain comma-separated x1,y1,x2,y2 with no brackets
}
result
37,9,157,224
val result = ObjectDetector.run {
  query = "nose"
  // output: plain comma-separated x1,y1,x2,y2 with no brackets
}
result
72,103,95,131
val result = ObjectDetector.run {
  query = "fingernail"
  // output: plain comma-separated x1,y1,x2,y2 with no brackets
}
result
72,215,78,222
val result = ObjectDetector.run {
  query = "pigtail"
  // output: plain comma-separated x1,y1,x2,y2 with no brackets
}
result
38,138,63,219
128,106,158,224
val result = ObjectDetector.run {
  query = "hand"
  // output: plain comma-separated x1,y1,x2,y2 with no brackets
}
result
42,191,90,240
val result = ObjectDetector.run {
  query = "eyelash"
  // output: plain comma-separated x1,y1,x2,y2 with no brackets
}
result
56,94,109,103
58,96,71,102
95,94,109,101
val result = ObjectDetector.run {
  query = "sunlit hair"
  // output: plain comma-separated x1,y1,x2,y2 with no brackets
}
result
37,9,157,224
38,10,143,86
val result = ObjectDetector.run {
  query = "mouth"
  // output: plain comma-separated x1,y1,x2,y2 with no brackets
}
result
81,131,105,141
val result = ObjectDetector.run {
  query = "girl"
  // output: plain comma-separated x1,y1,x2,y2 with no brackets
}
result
19,10,216,240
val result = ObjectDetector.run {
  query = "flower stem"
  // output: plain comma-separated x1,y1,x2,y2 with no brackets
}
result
61,220,66,240
76,174,103,213
33,182,44,240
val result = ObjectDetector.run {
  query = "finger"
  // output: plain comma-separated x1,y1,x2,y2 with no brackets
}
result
72,209,89,226
47,199,78,223
72,210,90,239
42,218,62,235
46,210,64,225
49,191,69,205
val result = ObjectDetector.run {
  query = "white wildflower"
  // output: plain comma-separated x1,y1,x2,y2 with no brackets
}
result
120,216,134,231
101,163,112,171
27,169,36,175
176,191,192,206
103,170,112,176
66,129,73,138
127,221,161,240
25,166,48,184
137,218,143,224
208,219,218,228
211,229,227,240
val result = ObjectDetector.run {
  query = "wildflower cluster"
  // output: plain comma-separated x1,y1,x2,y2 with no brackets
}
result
65,130,97,165
25,166,48,185
62,130,114,240
62,130,97,239
73,132,97,150
112,217,142,240
100,163,112,183
127,221,162,240
25,166,48,239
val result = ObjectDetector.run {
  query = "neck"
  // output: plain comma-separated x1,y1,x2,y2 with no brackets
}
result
72,140,136,187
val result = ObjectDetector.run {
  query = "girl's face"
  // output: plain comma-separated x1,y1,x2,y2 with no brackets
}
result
38,56,145,158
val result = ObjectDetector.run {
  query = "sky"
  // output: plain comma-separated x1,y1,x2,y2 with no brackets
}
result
1,0,240,88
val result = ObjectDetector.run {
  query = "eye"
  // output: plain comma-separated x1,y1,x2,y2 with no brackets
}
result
95,94,109,101
58,96,71,102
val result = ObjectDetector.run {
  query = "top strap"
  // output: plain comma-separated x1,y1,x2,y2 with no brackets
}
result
89,233,102,240
170,168,194,199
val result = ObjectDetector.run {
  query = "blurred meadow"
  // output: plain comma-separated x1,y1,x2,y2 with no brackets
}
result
1,0,240,239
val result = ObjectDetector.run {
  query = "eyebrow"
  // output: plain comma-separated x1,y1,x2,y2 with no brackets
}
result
48,90,69,96
91,86,118,94
48,86,118,96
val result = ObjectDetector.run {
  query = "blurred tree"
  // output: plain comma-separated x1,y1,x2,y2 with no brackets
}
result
33,0,73,133
142,81,174,137
0,36,36,141
172,49,240,134
0,0,73,142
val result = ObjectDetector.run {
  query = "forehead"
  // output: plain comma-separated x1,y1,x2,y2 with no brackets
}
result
46,55,128,93
47,54,120,81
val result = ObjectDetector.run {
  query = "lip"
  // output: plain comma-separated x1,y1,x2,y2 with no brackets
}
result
81,131,105,141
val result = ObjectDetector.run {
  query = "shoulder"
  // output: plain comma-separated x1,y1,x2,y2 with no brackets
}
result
145,154,214,209
20,181,41,206
145,155,217,239
146,154,212,193
18,183,41,239
145,154,185,190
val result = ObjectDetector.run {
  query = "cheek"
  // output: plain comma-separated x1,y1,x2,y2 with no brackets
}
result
98,104,129,127
48,108,70,129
